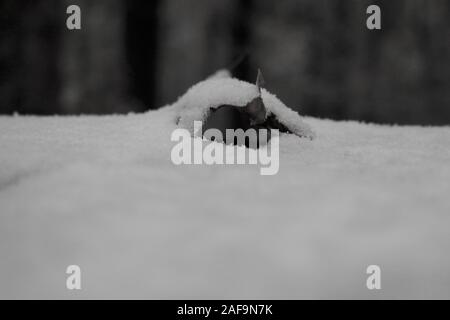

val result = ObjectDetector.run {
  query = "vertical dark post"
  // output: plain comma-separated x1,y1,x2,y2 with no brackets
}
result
327,0,350,120
125,0,161,110
0,0,62,114
0,0,23,114
230,0,254,82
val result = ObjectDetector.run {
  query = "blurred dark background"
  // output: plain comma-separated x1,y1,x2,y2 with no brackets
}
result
0,0,449,124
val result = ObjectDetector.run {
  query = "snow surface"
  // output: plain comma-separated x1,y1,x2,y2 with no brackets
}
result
1,107,450,299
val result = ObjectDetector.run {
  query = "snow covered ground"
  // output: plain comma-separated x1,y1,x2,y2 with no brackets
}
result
1,106,450,299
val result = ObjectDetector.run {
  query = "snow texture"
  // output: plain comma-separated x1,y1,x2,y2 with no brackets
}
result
1,92,450,299
174,70,315,139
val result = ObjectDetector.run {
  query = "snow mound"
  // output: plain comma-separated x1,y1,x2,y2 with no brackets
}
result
1,110,450,299
173,71,315,139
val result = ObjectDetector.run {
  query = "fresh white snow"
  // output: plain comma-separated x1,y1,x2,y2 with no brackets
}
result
1,106,450,299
